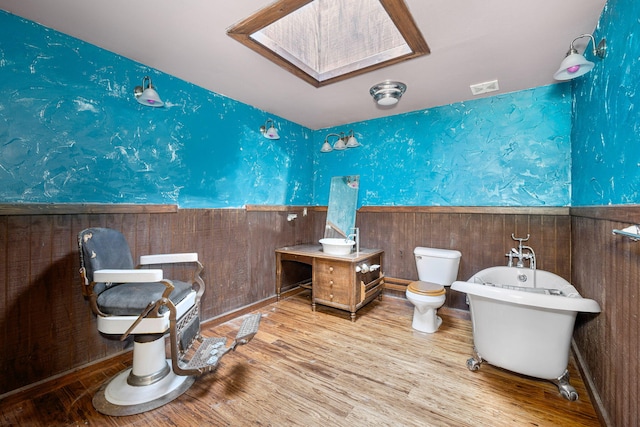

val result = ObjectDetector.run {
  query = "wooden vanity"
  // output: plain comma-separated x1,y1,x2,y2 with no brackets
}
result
275,244,385,321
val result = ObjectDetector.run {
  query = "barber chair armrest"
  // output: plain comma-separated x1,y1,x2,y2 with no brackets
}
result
93,269,164,283
140,252,204,303
139,253,199,265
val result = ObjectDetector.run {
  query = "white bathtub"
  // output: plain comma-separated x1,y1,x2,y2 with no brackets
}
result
451,266,600,400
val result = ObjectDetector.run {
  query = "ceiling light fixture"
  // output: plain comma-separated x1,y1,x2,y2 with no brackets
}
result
321,130,360,153
370,81,407,106
553,34,606,81
133,76,164,107
344,130,360,148
260,119,280,139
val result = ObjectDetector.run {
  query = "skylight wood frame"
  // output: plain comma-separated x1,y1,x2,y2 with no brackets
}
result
227,0,430,87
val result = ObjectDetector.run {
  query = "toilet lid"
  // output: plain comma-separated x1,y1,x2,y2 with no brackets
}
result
408,280,445,296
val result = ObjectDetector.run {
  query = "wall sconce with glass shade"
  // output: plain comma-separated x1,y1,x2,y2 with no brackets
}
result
553,34,606,80
321,130,360,153
259,119,280,139
134,76,164,107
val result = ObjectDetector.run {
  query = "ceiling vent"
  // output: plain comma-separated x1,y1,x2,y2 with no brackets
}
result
469,80,500,96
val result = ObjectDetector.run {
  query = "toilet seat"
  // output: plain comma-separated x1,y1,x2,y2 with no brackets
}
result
407,280,445,296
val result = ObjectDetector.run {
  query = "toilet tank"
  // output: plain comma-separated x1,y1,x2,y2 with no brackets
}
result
414,247,462,286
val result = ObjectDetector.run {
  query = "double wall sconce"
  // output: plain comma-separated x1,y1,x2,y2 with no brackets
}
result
259,119,280,139
320,130,360,153
370,81,407,106
134,76,164,107
553,34,607,80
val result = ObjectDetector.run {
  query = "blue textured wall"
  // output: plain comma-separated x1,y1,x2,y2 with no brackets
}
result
572,0,640,205
0,11,313,208
1,11,574,208
314,85,572,207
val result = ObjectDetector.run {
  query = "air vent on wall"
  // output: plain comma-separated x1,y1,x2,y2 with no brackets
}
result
470,79,500,95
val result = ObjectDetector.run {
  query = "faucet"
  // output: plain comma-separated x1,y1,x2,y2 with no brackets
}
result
347,227,360,255
506,234,536,270
522,245,536,270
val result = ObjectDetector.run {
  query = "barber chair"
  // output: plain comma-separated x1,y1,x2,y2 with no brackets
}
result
78,227,260,416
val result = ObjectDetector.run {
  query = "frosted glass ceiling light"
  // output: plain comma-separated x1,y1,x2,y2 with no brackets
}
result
260,119,280,139
370,81,407,106
553,34,606,81
134,76,164,107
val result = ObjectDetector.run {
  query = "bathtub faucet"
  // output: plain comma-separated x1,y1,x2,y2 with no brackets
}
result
506,234,536,269
522,245,536,270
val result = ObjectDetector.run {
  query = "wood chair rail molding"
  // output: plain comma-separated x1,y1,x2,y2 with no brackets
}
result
570,204,640,222
247,205,569,215
245,205,325,212
0,203,573,216
0,203,178,216
358,206,569,215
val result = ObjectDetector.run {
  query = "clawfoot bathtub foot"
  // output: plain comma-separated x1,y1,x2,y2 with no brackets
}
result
466,348,483,371
552,369,578,401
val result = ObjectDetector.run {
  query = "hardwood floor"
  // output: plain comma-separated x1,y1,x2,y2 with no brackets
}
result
0,292,600,426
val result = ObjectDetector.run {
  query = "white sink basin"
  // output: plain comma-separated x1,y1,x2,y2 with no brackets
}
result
319,238,355,255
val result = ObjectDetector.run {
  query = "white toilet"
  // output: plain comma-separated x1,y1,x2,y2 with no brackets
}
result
406,247,462,333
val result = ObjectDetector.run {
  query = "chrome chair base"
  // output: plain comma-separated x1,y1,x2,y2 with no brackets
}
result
92,361,195,416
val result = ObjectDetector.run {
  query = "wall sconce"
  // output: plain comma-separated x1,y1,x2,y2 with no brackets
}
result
320,130,360,153
553,34,606,81
344,130,361,148
370,81,407,106
133,76,164,107
259,119,280,139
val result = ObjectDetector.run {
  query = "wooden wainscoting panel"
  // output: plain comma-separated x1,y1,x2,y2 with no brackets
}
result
355,209,571,311
29,215,61,380
205,209,250,317
248,208,316,302
571,210,640,427
3,216,32,390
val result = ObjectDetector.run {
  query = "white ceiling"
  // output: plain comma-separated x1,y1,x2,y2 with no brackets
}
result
0,0,607,130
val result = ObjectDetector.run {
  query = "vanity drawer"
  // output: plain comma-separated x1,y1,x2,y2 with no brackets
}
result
314,282,350,304
314,260,351,303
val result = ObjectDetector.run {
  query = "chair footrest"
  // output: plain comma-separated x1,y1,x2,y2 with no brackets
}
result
236,313,262,343
179,336,228,372
176,313,262,375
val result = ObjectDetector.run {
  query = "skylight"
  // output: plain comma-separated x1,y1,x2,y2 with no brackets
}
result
227,0,429,87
